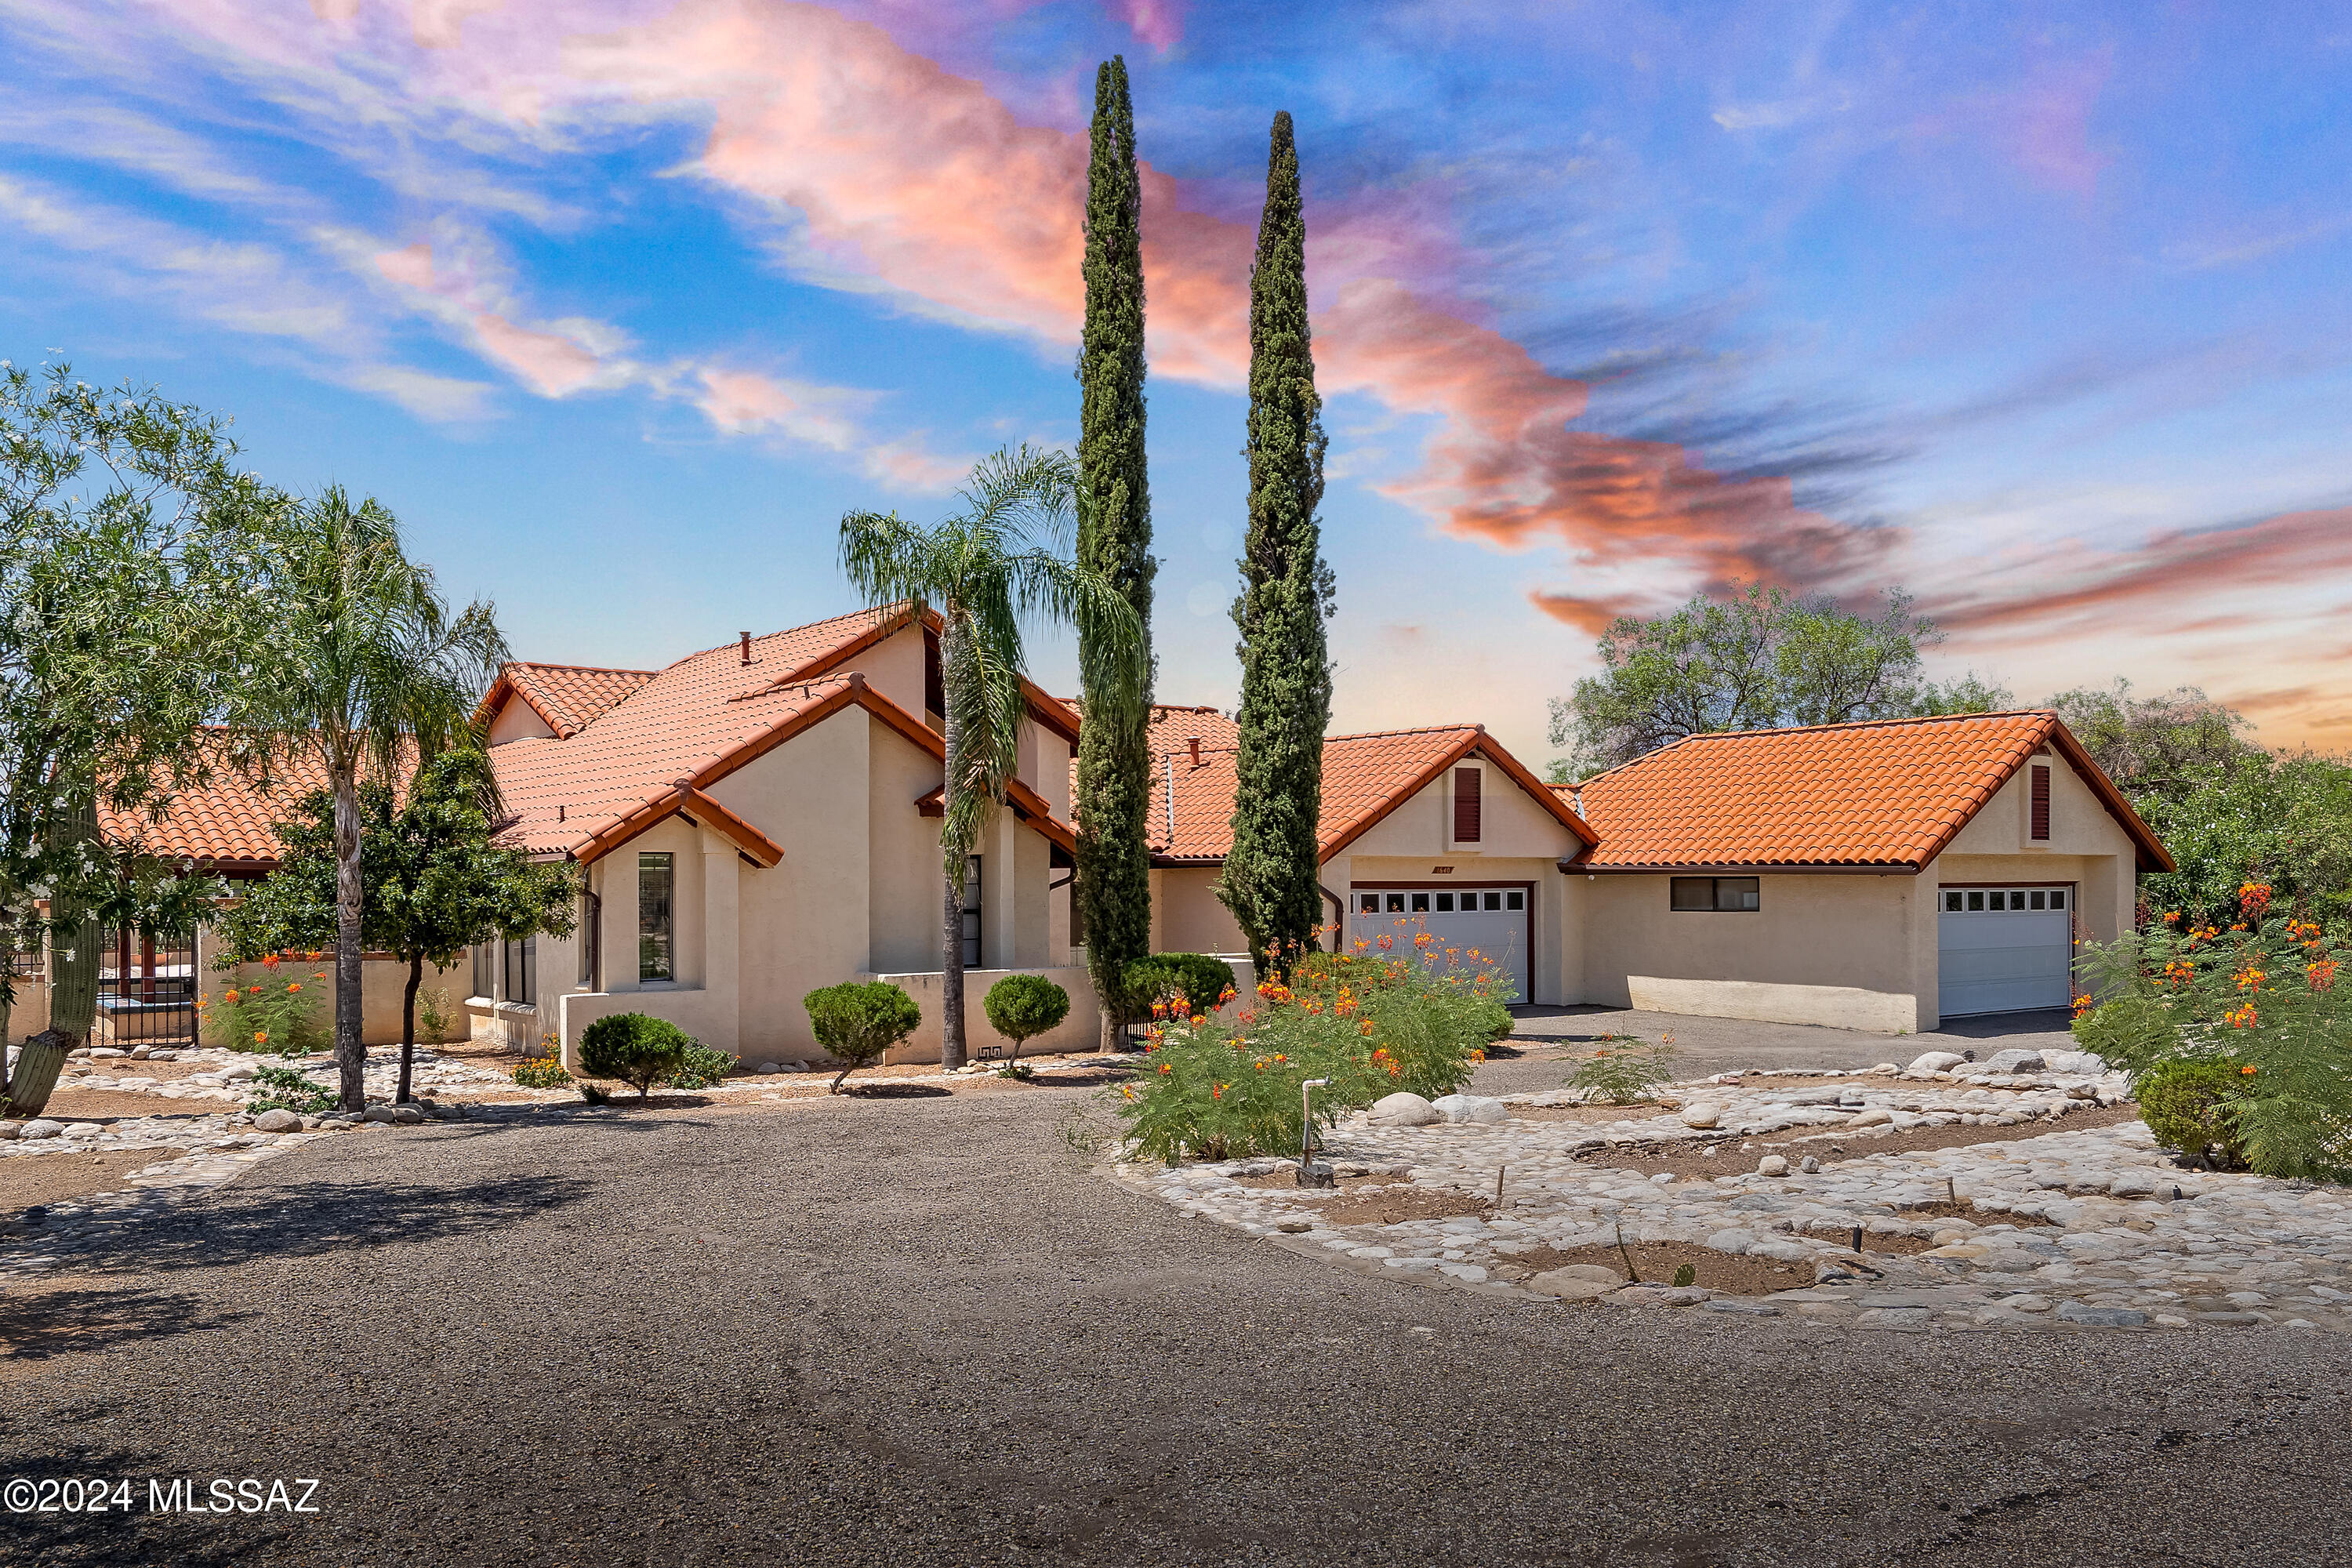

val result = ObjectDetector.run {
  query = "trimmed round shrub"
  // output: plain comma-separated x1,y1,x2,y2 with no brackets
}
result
2137,1058,2252,1168
804,981,922,1094
983,974,1070,1065
1126,953,1238,1016
579,1012,691,1100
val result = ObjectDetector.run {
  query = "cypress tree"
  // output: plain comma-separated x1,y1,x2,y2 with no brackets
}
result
1218,111,1333,981
1073,55,1157,1049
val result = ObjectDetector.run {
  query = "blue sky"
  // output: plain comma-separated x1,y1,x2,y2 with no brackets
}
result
5,0,2349,762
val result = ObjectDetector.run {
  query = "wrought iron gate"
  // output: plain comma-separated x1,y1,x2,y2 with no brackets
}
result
96,927,198,1044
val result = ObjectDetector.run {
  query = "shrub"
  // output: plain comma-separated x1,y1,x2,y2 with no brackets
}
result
983,975,1070,1067
245,1063,336,1116
578,1012,691,1099
1126,953,1238,1016
1113,938,1504,1163
804,982,921,1094
418,986,455,1048
1568,1036,1680,1105
198,957,330,1056
2074,885,2352,1179
664,1040,739,1091
2136,1058,2252,1168
513,1054,572,1090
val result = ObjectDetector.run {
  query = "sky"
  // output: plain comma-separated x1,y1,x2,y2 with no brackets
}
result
5,0,2349,766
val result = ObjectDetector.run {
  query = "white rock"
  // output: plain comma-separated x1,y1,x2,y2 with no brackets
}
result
1530,1271,1623,1301
0,1122,16,1140
1907,1051,1968,1074
19,1120,63,1139
1679,1102,1722,1129
1982,1048,2045,1074
1757,1155,1791,1177
252,1109,303,1133
1849,1107,1894,1127
61,1122,102,1138
2044,1050,2107,1075
390,1105,424,1125
1367,1091,1440,1128
1430,1093,1508,1125
361,1106,397,1123
217,1062,260,1082
89,1047,126,1059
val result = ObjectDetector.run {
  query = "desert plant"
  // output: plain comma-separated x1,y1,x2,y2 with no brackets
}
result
512,1054,572,1090
804,981,922,1094
2136,1058,2253,1168
245,1062,336,1116
198,956,330,1056
1126,953,1238,1016
578,1081,612,1105
1568,1036,1680,1105
663,1040,739,1091
577,1012,691,1100
418,986,454,1048
983,974,1071,1069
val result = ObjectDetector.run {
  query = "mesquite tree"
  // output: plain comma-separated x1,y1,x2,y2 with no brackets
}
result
839,447,1143,1069
1073,54,1158,1051
1219,112,1334,980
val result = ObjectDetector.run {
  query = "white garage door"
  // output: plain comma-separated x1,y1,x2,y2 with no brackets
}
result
1938,885,2074,1018
1348,887,1530,1004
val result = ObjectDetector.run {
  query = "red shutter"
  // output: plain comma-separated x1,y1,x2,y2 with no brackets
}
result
1454,767,1482,842
2031,764,2051,840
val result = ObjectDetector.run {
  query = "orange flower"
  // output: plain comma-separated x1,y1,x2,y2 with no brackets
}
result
1210,1083,1224,1100
1157,1062,1172,1074
263,953,281,968
2161,910,2181,924
223,989,240,1004
2241,1064,2259,1076
253,1030,268,1044
2234,968,2267,991
2071,993,2095,1015
286,982,301,993
2238,882,2274,919
1377,935,1393,951
2310,960,2338,992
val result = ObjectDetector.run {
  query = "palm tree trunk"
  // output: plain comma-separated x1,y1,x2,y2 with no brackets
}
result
939,620,968,1072
941,869,966,1070
397,953,423,1104
332,762,366,1112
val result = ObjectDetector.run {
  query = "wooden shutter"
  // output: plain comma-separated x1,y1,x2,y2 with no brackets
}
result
1454,766,1482,842
2031,764,2051,840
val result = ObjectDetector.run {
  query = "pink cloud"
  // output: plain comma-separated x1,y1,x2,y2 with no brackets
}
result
1107,0,1181,50
470,311,606,395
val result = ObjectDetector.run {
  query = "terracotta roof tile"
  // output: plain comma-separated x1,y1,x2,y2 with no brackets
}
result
499,663,656,739
100,739,413,871
1569,709,2168,869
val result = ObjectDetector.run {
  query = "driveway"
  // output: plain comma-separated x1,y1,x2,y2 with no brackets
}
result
1498,1004,2074,1082
0,1058,2345,1566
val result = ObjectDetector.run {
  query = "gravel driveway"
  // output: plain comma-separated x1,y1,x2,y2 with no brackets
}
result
2,1069,2347,1566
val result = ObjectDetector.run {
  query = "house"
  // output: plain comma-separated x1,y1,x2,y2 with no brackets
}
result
1139,708,2169,1033
94,601,2169,1056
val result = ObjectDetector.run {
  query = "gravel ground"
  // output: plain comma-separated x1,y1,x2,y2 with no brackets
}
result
2,1075,2348,1566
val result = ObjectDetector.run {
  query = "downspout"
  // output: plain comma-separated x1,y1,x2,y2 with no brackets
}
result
1319,883,1345,952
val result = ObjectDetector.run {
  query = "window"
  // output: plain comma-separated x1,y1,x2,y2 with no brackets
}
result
1505,890,1524,911
1671,877,1759,913
1946,887,2067,913
2031,764,2051,840
1385,893,1405,913
1359,893,1380,914
473,942,494,999
963,855,983,967
579,892,601,989
503,935,536,1006
639,852,675,982
1410,892,1430,913
1436,892,1454,912
1453,766,1482,843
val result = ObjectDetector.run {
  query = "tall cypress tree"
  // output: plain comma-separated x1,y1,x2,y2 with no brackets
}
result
1219,111,1333,981
1073,55,1157,1049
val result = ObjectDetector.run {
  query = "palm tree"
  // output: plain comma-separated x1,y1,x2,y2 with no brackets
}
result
223,488,507,1111
840,447,1145,1069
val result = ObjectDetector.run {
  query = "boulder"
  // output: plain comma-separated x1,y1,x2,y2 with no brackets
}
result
1798,1155,1820,1174
1367,1092,1440,1128
757,1062,782,1075
1529,1272,1622,1302
217,1062,260,1082
147,1050,178,1062
89,1047,125,1059
390,1105,425,1125
361,1105,397,1124
2044,1050,2107,1075
1906,1051,1968,1075
60,1122,101,1138
18,1120,63,1140
1756,1155,1790,1177
1848,1107,1894,1127
1679,1103,1722,1129
1429,1094,1508,1125
2107,1172,2159,1199
1980,1048,2045,1075
252,1109,303,1134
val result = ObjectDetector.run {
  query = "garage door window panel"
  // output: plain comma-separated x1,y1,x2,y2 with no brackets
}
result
1671,877,1759,912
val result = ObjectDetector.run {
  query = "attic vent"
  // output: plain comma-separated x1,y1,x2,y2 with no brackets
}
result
1188,737,1201,767
1453,766,1482,844
2031,764,2051,841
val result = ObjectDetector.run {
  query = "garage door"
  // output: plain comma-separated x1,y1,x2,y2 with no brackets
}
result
1348,887,1530,1004
1937,885,2073,1017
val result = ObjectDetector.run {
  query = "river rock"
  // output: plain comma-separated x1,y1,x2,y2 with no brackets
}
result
1981,1048,2045,1074
1367,1092,1440,1128
1430,1094,1509,1125
18,1120,62,1139
252,1109,303,1133
1679,1103,1722,1129
1907,1051,1968,1074
1849,1107,1894,1127
1757,1155,1790,1177
1530,1272,1622,1302
2044,1050,2107,1074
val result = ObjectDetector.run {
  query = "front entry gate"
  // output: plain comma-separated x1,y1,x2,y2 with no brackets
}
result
97,927,198,1045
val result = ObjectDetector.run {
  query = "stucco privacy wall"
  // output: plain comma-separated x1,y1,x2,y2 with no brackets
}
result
1149,867,1247,957
210,949,473,1048
1575,871,1933,1033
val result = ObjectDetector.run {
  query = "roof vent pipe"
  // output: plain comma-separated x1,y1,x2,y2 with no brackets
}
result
1189,737,1201,768
739,631,752,665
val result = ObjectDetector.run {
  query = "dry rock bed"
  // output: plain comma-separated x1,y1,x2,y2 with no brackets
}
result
1115,1050,2352,1334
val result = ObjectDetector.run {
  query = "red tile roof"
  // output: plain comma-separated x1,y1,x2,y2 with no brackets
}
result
99,739,418,873
490,662,657,739
1149,725,1595,865
1566,710,2172,872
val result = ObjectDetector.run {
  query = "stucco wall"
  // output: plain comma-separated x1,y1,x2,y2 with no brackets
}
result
843,622,931,720
487,696,556,746
1152,866,1246,956
869,711,948,975
1936,749,2139,956
207,950,473,1048
1575,871,1933,1033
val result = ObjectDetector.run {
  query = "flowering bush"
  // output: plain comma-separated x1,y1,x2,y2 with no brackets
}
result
2074,881,2352,1179
1113,926,1504,1164
512,1054,573,1090
197,953,329,1056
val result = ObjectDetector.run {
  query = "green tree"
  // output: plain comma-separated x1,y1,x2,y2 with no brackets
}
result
839,446,1145,1069
216,749,576,1103
1073,54,1159,1054
2052,681,2352,924
215,489,508,1111
1547,581,2009,778
1221,111,1335,981
0,364,260,1109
